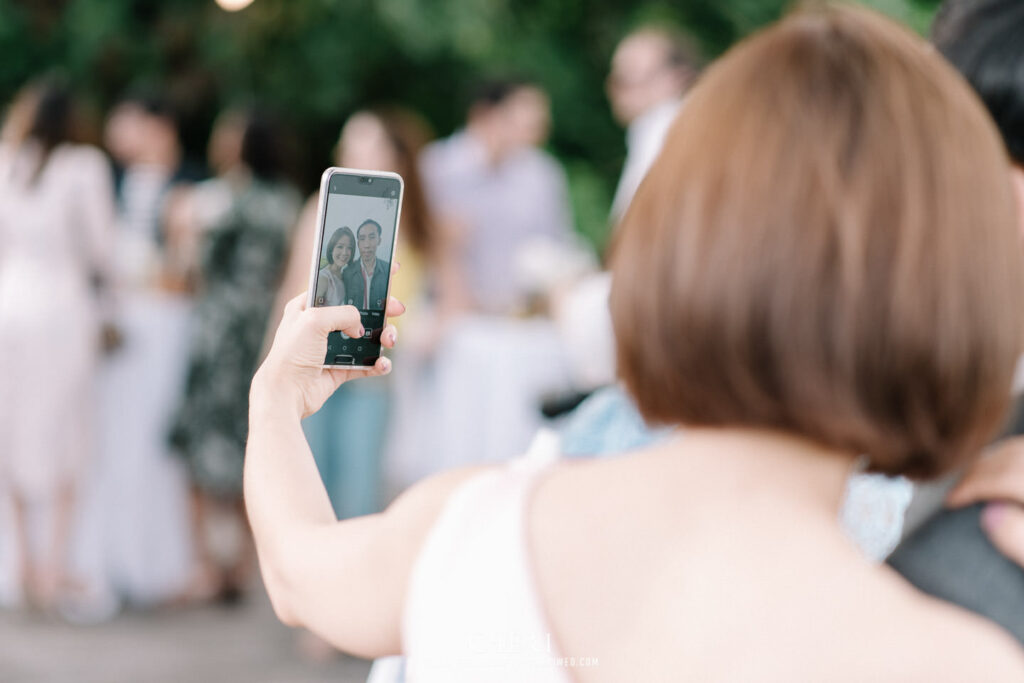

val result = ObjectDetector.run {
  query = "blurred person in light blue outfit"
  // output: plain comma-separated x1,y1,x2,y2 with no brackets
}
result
305,385,389,521
272,106,449,523
271,108,446,662
289,114,407,523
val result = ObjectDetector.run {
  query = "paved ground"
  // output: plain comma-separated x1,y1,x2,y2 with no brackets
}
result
0,591,373,683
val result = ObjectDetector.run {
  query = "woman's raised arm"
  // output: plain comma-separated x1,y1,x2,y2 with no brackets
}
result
244,293,487,656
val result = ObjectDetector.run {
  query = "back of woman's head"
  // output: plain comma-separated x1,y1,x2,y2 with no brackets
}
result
240,108,285,182
28,82,73,151
611,4,1024,479
342,108,437,254
3,78,75,151
376,108,436,254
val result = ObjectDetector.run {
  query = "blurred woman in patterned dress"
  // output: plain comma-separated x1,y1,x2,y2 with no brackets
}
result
168,109,300,602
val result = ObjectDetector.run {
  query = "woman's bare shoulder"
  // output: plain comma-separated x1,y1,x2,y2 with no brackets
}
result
849,566,1024,681
388,463,492,509
526,453,1024,681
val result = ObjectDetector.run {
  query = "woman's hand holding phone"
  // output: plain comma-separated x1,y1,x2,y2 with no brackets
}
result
252,292,404,420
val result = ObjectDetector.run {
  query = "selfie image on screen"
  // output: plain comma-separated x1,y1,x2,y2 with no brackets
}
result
313,173,400,366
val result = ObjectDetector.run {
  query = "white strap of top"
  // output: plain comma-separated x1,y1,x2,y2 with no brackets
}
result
402,429,569,683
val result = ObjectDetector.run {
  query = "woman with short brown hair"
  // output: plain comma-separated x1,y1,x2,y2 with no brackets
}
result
611,3,1023,481
245,4,1024,680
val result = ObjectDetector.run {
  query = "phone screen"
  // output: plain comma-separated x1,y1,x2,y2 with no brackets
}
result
313,171,402,366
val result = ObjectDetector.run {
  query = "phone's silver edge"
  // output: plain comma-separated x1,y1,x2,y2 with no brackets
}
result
309,166,405,369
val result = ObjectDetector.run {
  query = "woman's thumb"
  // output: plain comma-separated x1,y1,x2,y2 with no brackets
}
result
304,305,363,338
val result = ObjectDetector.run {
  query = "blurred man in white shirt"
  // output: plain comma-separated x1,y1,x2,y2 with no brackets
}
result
607,27,701,221
552,28,702,394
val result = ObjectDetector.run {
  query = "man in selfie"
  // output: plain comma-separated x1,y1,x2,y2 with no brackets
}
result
343,218,390,311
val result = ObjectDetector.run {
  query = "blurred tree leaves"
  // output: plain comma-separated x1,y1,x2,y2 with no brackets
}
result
0,0,937,249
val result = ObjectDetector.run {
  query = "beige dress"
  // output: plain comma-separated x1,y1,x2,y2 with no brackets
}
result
0,142,114,499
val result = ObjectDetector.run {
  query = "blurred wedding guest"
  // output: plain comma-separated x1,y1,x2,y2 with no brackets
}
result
0,80,115,609
105,92,203,288
169,108,300,603
885,0,1024,642
548,29,701,400
248,6,1024,680
271,107,447,661
90,91,201,611
336,109,461,335
412,82,582,490
420,78,575,315
273,108,447,522
607,26,700,220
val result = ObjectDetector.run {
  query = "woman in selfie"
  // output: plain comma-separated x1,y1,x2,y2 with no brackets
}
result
247,6,1024,680
315,226,354,307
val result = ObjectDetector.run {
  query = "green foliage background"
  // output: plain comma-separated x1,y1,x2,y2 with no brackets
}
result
0,0,940,249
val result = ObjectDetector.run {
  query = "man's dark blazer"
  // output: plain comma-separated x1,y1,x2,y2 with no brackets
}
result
342,257,390,311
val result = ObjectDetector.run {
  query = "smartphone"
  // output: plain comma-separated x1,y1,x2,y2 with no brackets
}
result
307,167,404,367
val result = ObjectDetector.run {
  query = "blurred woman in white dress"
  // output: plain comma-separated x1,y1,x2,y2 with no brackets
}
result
0,80,115,608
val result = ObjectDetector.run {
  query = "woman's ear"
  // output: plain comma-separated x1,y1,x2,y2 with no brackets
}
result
1013,165,1024,240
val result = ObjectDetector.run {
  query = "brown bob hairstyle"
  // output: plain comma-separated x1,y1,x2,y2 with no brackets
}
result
610,4,1024,479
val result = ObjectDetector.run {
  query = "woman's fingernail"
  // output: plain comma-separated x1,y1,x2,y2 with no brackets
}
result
382,357,392,373
358,325,365,338
982,503,1007,532
390,329,398,345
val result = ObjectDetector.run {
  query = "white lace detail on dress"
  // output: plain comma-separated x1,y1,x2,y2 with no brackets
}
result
840,470,914,562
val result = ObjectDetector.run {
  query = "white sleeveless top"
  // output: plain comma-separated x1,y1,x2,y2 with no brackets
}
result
402,430,571,683
399,430,912,682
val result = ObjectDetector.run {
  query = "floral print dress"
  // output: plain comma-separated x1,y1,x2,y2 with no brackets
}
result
169,179,299,498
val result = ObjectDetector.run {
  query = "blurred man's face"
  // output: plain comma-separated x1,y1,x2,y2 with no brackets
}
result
607,33,684,125
207,112,246,175
104,103,145,164
358,224,380,261
502,86,551,149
